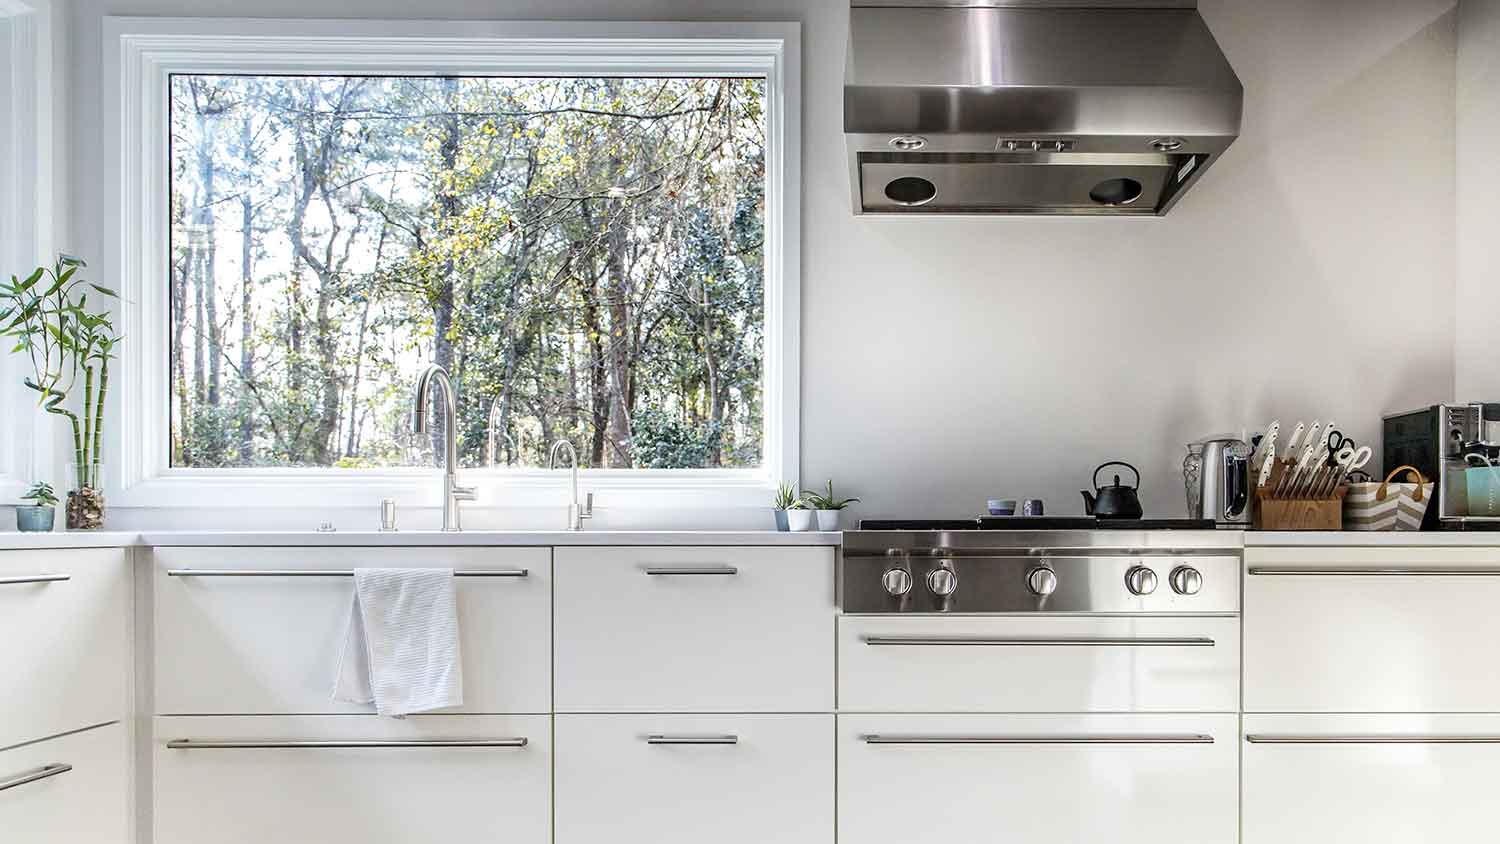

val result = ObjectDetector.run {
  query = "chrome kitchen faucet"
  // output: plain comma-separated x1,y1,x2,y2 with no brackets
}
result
548,439,593,531
412,364,477,532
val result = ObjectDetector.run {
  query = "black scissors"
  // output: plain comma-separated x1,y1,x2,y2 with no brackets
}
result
1325,430,1356,466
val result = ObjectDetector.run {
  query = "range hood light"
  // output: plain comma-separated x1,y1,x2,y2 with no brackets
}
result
889,135,927,151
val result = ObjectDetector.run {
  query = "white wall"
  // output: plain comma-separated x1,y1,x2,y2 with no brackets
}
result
63,0,1459,524
1458,0,1500,399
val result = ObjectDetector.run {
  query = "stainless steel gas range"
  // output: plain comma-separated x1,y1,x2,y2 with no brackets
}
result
836,517,1243,843
842,518,1239,615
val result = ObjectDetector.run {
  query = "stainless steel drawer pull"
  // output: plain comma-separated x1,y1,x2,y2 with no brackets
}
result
166,569,528,578
862,636,1215,647
0,574,70,586
1246,734,1500,745
643,566,739,576
863,734,1214,745
645,735,740,745
166,738,527,749
0,763,73,792
1248,567,1500,576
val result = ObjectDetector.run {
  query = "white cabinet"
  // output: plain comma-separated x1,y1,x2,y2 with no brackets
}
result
0,721,129,844
154,714,550,844
153,547,551,714
555,714,832,844
839,615,1239,712
554,547,834,712
0,549,130,748
1245,547,1500,712
1243,714,1500,843
839,713,1239,844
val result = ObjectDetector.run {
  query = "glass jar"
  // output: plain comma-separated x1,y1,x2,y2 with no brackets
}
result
66,462,106,531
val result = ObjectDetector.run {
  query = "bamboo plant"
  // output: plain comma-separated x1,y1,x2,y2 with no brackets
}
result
0,256,119,503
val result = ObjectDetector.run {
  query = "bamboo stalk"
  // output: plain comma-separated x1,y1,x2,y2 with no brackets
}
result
82,365,94,471
92,361,108,483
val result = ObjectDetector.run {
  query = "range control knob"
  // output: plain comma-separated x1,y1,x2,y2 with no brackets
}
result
926,564,959,598
882,567,914,597
1125,565,1159,596
1170,565,1203,596
1027,567,1058,597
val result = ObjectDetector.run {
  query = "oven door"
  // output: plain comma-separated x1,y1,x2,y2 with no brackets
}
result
838,713,1238,844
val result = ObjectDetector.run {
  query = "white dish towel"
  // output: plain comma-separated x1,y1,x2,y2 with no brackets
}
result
333,568,464,717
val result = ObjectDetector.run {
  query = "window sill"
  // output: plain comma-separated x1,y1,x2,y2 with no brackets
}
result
110,469,782,509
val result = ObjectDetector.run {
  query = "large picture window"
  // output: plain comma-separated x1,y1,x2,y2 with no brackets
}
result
107,19,799,506
169,74,767,471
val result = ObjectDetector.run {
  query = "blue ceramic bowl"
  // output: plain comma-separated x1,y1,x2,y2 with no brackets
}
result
986,499,1017,516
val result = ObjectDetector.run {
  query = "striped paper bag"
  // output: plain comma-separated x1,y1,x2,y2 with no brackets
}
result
1343,466,1432,531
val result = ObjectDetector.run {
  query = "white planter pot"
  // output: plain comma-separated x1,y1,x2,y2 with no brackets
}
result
815,510,841,531
786,509,815,531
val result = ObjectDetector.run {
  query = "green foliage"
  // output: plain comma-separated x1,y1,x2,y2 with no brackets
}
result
772,481,800,511
21,482,58,508
0,257,120,488
168,74,768,472
802,480,861,511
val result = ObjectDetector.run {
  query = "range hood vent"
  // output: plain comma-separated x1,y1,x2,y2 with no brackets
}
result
844,0,1243,215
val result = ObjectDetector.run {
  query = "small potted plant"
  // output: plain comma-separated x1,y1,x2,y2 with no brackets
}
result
802,480,860,531
772,482,799,531
785,499,814,532
16,482,58,532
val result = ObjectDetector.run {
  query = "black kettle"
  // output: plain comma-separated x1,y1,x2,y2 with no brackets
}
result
1081,461,1144,519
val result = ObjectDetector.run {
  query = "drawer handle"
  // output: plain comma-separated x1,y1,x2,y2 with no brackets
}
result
862,636,1215,647
863,734,1214,745
643,566,739,576
1249,567,1500,576
1246,734,1500,745
0,574,70,586
0,763,73,793
166,569,528,578
645,735,740,745
166,738,527,749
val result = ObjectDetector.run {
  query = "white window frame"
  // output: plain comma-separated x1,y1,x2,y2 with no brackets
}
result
0,0,55,502
103,16,800,509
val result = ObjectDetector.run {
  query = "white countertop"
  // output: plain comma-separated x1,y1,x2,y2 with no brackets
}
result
0,530,841,549
6,528,1500,550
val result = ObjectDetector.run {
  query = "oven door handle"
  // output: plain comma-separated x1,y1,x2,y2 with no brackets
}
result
861,636,1215,647
863,734,1215,745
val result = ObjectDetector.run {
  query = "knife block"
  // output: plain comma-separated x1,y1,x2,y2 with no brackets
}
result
1254,485,1347,530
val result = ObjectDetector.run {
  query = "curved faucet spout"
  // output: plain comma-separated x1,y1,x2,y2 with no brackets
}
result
412,364,475,531
548,439,592,531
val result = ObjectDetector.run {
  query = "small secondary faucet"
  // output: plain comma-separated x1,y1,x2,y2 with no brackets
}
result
548,439,593,531
412,364,477,531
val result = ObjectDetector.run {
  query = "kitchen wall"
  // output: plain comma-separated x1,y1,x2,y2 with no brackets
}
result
1458,0,1500,399
63,0,1459,524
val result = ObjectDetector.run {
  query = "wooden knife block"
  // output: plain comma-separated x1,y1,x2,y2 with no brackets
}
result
1253,486,1346,531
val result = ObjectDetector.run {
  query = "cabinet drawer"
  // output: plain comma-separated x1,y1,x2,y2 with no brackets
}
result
153,547,550,714
554,547,834,711
0,722,129,844
555,714,832,844
839,615,1239,712
154,714,549,844
0,549,130,748
839,713,1238,844
1245,547,1500,711
1244,714,1500,843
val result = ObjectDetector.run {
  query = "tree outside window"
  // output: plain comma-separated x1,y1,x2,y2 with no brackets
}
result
168,74,767,471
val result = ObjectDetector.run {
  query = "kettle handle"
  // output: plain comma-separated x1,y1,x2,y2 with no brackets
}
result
1093,461,1141,491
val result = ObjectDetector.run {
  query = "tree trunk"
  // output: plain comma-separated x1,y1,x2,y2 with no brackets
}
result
237,114,256,464
429,77,462,462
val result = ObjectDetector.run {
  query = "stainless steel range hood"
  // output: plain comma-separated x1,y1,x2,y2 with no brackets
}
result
844,0,1243,215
